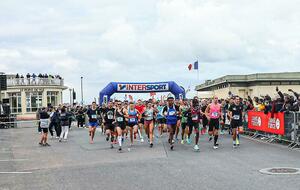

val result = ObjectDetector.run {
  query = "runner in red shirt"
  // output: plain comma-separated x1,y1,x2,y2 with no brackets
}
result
135,99,146,143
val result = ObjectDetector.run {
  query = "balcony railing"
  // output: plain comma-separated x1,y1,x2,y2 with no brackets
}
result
7,77,64,87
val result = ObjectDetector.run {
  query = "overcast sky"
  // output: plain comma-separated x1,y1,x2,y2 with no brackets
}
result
0,0,299,103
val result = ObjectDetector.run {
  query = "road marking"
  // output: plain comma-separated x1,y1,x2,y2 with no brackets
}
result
0,159,28,162
0,172,32,174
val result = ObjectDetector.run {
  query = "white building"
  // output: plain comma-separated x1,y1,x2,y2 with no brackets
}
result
0,74,68,117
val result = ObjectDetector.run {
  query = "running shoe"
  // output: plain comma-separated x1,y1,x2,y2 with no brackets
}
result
150,143,153,148
39,142,43,146
44,143,51,146
233,144,237,148
236,138,240,146
186,138,191,144
193,145,200,151
213,144,219,149
111,144,114,149
118,147,122,152
59,138,62,142
170,144,174,150
141,138,144,143
181,140,184,144
106,136,109,142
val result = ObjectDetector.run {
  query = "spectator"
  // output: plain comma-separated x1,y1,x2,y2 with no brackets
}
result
20,75,25,85
32,73,37,84
26,73,31,85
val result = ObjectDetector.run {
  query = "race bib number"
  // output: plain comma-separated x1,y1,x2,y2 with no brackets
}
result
233,115,240,120
117,117,124,122
212,112,219,117
91,115,97,119
129,118,136,122
169,111,175,116
192,115,198,121
107,114,113,120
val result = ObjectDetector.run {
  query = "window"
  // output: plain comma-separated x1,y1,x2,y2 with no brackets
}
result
26,91,42,112
47,91,58,106
8,92,21,113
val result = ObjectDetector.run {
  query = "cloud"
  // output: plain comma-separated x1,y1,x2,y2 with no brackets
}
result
0,0,299,102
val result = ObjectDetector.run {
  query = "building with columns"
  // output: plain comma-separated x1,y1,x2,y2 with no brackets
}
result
195,72,300,99
0,74,67,116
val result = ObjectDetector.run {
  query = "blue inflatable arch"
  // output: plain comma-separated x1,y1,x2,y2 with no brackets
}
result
99,81,185,104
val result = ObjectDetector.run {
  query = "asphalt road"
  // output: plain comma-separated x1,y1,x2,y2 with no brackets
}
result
1,125,300,190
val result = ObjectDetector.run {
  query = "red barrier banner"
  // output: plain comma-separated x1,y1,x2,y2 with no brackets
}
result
248,111,285,135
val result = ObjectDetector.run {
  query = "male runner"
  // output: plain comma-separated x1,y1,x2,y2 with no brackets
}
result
86,102,99,144
228,96,244,148
205,96,223,149
102,101,116,148
163,97,180,150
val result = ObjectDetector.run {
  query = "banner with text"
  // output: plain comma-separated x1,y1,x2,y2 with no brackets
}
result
248,111,285,135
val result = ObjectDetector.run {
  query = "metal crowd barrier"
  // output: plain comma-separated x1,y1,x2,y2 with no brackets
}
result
0,119,40,129
243,111,300,149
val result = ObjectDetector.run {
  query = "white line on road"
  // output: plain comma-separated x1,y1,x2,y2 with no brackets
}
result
0,159,28,162
0,172,32,174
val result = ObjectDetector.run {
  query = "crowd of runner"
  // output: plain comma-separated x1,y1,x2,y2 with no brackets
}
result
38,96,246,152
37,87,300,152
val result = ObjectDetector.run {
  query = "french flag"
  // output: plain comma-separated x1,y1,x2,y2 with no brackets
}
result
188,61,198,71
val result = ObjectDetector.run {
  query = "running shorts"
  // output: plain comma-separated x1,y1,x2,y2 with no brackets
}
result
138,118,144,124
116,122,126,130
42,128,49,133
230,120,242,129
167,124,176,131
209,118,220,131
144,120,153,126
89,122,98,128
157,118,166,124
128,123,137,128
105,123,115,131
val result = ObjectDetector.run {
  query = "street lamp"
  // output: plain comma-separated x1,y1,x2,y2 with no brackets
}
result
69,88,72,105
80,77,83,105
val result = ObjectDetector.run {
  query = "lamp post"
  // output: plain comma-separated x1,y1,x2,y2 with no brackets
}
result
69,88,72,105
80,77,83,105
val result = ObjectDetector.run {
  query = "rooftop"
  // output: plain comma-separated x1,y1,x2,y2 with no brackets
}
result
195,72,300,91
4,74,67,90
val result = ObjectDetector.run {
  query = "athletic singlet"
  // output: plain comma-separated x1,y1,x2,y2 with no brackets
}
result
116,108,125,123
128,108,138,124
156,106,164,119
166,105,177,125
209,103,221,119
144,108,154,121
180,106,188,123
191,107,200,122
